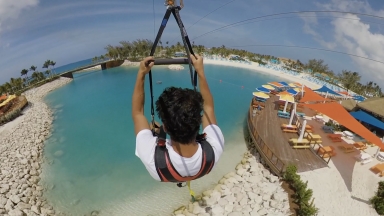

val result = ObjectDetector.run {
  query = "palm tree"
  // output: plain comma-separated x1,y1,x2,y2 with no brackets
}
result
21,69,28,80
43,60,52,79
28,66,37,84
50,61,56,76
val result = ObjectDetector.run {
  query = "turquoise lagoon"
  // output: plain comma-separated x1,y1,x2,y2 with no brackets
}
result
42,64,287,215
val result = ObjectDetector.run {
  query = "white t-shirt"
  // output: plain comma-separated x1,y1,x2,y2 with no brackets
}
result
135,124,225,181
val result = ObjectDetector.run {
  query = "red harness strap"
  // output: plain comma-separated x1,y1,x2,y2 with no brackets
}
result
154,126,215,182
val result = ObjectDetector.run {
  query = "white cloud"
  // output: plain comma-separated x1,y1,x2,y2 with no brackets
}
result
0,0,39,26
332,14,384,82
301,0,384,86
0,0,39,45
299,13,337,50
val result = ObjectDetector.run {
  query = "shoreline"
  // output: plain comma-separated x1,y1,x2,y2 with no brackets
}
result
0,77,72,216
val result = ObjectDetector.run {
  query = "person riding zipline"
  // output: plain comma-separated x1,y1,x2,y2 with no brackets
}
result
132,55,224,184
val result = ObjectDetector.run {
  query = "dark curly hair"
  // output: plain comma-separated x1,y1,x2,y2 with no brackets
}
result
155,87,203,144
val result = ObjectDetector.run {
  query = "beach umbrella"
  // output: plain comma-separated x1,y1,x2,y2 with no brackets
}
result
255,87,270,93
298,120,307,142
283,100,289,113
252,92,270,99
288,83,297,88
262,85,275,90
288,102,297,126
268,82,283,88
277,90,290,96
279,94,295,103
294,88,302,92
287,89,298,95
279,81,289,87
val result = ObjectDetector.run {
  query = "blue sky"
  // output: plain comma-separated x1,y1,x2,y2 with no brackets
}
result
1,0,384,87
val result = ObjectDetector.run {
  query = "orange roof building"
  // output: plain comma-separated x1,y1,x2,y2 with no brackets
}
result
300,86,333,103
304,102,384,149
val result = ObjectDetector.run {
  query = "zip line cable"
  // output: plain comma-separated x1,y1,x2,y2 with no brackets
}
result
153,0,156,40
219,14,384,30
187,0,237,31
191,10,384,41
168,0,237,45
229,44,384,65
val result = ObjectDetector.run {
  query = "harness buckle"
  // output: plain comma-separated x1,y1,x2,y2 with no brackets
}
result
157,137,166,147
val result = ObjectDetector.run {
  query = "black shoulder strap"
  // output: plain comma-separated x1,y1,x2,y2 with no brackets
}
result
154,126,182,182
195,138,215,179
154,130,216,182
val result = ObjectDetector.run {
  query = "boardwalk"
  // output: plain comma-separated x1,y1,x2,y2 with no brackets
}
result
249,96,328,173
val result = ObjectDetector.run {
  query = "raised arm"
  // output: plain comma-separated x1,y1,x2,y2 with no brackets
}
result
131,56,154,135
190,54,217,129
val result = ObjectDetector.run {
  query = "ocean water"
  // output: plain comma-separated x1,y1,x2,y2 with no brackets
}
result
53,58,94,74
41,64,287,215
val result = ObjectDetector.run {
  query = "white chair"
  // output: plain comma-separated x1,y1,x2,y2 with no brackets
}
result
361,158,372,165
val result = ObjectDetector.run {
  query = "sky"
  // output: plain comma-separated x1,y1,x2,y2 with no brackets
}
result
1,0,384,87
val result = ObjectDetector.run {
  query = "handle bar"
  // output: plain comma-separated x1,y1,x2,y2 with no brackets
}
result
147,58,190,65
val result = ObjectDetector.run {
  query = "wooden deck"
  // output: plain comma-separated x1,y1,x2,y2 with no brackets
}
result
248,96,328,173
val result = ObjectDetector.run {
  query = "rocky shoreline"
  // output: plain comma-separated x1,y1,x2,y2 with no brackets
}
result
0,78,72,216
172,149,290,216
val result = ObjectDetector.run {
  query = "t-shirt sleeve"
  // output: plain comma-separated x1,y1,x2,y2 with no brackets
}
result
203,124,225,163
135,129,157,165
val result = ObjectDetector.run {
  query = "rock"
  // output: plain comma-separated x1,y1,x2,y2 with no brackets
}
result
192,204,204,215
218,198,228,206
41,207,55,215
54,150,64,157
236,168,246,176
228,212,242,216
202,190,212,197
173,206,186,215
0,196,7,208
31,205,41,214
224,172,235,179
262,194,270,201
8,209,24,216
211,206,224,215
0,184,10,194
20,159,29,165
257,208,268,215
9,195,21,204
224,204,233,212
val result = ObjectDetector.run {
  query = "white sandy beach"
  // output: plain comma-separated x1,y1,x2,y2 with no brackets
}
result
0,58,381,216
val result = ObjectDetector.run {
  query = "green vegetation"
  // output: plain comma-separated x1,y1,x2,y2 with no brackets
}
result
1,38,382,98
370,181,384,215
283,164,318,216
0,59,56,96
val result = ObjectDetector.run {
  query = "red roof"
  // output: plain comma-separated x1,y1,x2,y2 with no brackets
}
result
300,86,333,103
304,102,384,149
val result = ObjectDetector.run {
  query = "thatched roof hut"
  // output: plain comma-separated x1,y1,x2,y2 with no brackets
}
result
356,97,384,118
341,99,357,111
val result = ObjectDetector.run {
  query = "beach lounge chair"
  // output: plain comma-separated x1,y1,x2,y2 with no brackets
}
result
282,129,298,133
322,125,334,133
296,112,305,117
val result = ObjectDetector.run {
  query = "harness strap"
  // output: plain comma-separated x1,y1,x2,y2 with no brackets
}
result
154,126,215,182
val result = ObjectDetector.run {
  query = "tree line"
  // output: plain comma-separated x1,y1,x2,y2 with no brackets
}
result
1,38,382,98
102,39,383,97
0,60,57,95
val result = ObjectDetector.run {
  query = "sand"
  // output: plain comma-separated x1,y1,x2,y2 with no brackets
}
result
203,59,321,90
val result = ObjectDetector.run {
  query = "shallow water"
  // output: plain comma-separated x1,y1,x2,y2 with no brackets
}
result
41,64,286,215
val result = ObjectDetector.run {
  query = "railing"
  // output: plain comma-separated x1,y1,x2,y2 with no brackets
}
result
59,60,111,75
247,103,286,176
